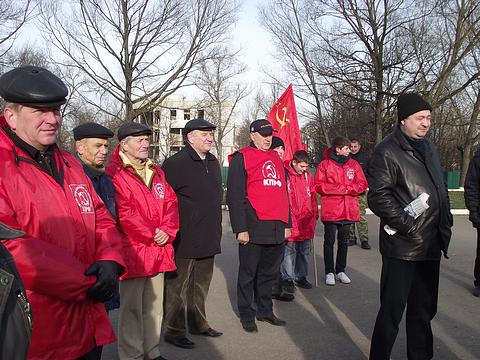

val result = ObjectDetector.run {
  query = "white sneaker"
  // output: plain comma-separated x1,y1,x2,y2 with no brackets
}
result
336,272,351,284
325,273,335,286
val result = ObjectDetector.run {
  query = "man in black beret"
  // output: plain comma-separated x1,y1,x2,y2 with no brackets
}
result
367,92,452,360
106,121,177,360
0,66,125,360
73,122,116,217
162,119,223,349
74,122,120,317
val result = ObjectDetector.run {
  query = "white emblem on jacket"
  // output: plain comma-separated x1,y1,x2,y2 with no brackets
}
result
262,160,282,187
69,184,94,214
153,183,165,199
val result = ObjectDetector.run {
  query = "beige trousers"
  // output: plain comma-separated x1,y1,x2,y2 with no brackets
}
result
117,273,164,360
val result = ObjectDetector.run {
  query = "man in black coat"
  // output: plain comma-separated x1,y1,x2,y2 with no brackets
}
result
367,93,453,360
162,119,223,349
464,149,480,297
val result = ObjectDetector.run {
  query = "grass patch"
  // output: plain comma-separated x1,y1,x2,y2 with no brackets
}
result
449,190,465,209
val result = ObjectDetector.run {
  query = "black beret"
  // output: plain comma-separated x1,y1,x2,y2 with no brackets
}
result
184,119,216,135
0,66,68,108
117,122,152,141
73,122,114,141
397,92,432,122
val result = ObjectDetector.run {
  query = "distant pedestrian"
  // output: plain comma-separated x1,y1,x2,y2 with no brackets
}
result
314,137,368,286
368,93,453,360
162,119,223,349
349,138,371,249
227,119,291,332
463,148,480,297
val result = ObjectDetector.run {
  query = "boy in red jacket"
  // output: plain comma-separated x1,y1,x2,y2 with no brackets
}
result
281,150,318,291
314,137,368,286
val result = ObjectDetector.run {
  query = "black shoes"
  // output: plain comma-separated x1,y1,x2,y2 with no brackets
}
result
272,292,295,301
282,280,295,293
473,286,480,297
164,336,195,349
295,278,313,289
195,327,223,337
348,239,357,246
361,241,371,250
152,357,168,360
256,314,286,326
241,321,258,333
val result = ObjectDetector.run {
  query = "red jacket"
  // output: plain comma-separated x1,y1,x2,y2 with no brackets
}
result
314,151,368,222
106,146,179,278
287,165,318,241
0,118,125,359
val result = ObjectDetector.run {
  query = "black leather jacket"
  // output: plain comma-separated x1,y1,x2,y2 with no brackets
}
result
0,223,31,360
367,126,453,261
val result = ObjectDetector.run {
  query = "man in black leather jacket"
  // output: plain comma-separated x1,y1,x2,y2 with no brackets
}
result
0,222,31,360
464,149,480,297
367,93,453,360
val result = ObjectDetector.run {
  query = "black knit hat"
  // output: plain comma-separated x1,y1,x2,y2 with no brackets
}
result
117,122,152,141
271,136,285,149
397,93,432,122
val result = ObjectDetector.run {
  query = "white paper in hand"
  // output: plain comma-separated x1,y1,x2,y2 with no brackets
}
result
404,193,429,219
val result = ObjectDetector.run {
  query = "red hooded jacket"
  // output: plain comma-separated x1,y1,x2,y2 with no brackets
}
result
0,117,125,359
287,164,318,241
314,148,368,222
106,146,179,278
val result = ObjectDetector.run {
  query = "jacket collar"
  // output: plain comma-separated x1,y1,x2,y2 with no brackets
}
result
185,142,215,161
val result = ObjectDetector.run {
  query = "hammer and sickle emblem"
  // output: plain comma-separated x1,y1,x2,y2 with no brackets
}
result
275,104,289,128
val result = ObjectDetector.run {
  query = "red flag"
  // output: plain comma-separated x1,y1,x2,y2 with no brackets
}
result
267,84,303,162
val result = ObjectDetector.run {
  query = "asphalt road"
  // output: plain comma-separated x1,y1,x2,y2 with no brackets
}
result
102,213,480,360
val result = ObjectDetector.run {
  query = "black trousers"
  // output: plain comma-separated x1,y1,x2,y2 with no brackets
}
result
164,256,215,338
369,257,440,360
237,242,284,322
323,222,350,274
475,229,480,287
76,346,102,360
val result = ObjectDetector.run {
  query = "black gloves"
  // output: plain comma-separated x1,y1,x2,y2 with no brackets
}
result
85,260,123,303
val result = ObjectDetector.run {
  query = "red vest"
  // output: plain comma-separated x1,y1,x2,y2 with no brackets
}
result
239,147,289,223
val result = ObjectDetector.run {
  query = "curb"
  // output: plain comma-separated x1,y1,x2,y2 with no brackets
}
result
366,209,468,215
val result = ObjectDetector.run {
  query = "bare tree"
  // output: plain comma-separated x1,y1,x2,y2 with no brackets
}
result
38,0,239,122
195,48,249,165
260,0,331,146
0,0,34,67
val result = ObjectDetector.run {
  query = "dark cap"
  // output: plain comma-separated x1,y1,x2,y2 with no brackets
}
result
250,119,276,136
271,136,285,149
117,122,152,141
0,222,25,240
397,92,432,122
184,119,216,135
73,122,114,141
0,66,68,108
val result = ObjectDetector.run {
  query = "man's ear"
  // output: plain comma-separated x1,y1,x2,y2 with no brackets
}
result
3,108,17,131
